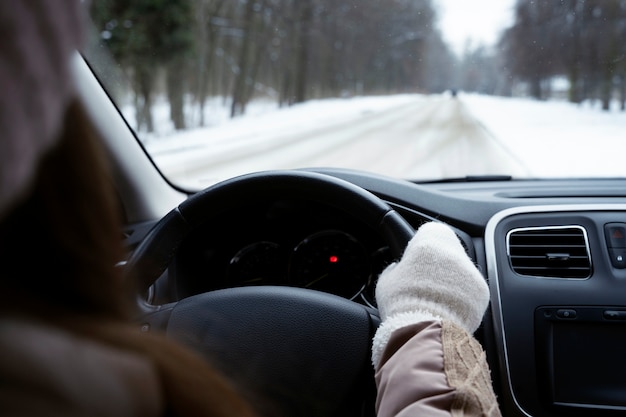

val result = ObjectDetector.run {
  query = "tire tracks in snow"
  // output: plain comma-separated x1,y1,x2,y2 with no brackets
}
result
162,95,530,187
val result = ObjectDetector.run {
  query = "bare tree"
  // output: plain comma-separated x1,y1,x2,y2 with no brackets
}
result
500,0,626,108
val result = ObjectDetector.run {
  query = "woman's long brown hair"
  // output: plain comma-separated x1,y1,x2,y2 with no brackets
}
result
0,99,259,417
0,99,130,319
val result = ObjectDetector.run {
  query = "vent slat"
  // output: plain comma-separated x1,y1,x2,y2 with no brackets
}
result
507,226,591,279
513,267,590,271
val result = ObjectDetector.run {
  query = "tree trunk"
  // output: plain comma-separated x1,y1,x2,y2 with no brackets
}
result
230,0,257,118
194,0,225,126
293,0,312,104
568,68,582,104
601,66,614,112
167,61,186,130
619,74,626,111
134,66,155,133
529,76,543,100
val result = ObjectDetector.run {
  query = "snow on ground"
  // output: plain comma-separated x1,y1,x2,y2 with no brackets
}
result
127,95,419,148
461,94,626,178
127,93,626,184
133,94,421,182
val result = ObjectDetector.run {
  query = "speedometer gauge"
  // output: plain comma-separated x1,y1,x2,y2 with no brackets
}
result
290,230,370,299
229,241,286,286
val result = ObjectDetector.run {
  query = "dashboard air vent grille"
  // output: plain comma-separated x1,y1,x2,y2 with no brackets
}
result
507,226,591,278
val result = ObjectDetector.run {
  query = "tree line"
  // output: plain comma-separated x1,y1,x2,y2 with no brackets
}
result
88,0,626,134
500,0,626,109
89,0,455,133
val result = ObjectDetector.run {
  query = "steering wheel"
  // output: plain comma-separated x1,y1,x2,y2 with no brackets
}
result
124,170,415,417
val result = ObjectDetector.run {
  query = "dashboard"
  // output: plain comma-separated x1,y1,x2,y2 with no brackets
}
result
77,42,626,417
135,168,626,417
327,170,626,417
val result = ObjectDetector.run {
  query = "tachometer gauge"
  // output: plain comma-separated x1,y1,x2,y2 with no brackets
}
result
228,241,287,286
362,246,394,307
290,230,370,299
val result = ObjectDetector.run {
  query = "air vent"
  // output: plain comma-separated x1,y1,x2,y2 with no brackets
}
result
507,226,591,278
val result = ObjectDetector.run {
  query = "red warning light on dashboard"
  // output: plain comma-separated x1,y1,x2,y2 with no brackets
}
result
605,223,626,250
329,255,339,263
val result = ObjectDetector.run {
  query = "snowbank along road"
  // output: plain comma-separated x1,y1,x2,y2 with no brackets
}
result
155,95,530,188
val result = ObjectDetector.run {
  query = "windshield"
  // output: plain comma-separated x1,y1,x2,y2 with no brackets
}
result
84,0,626,189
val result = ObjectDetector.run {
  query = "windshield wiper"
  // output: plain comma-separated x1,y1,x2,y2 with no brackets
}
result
416,175,513,184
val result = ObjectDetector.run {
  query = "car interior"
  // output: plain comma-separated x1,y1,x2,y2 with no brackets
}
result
70,1,626,416
74,51,626,416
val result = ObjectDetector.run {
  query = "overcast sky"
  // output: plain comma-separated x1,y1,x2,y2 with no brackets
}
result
434,0,516,55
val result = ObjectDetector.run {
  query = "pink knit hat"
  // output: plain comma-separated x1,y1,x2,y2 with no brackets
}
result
0,0,85,218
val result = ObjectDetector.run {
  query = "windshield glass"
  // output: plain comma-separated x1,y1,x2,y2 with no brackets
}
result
84,0,626,189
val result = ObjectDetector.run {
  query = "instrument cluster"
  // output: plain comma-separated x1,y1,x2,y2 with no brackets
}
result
171,198,394,306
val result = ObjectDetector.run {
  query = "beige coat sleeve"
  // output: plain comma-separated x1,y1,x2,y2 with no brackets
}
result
375,320,501,417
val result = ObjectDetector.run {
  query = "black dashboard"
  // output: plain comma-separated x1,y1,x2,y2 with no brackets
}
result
133,168,626,417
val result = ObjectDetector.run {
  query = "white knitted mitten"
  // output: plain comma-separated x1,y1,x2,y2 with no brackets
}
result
371,222,490,368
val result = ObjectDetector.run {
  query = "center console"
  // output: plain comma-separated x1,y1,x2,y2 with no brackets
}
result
486,205,626,417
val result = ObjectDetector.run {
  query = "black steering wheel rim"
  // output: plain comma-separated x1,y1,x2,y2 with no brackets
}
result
124,170,415,417
127,170,414,298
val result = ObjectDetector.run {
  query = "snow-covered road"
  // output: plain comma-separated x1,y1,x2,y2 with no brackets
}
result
293,95,530,179
150,94,530,188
